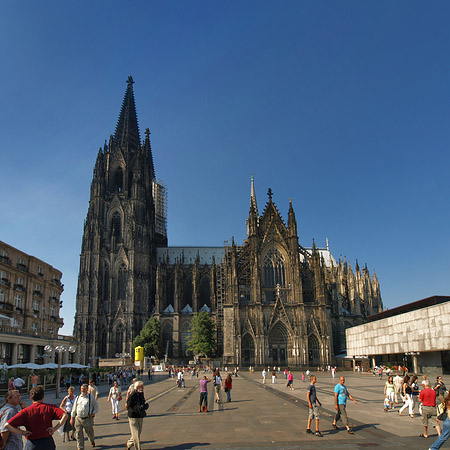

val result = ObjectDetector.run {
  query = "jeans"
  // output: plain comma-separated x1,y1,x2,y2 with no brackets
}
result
226,389,231,402
430,416,450,449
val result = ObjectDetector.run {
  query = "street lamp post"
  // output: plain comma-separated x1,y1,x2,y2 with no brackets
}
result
44,345,76,398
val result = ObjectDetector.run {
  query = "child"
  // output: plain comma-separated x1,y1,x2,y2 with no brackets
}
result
384,396,390,411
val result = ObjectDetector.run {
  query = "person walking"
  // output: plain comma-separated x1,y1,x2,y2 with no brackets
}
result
399,375,414,417
224,374,232,402
213,369,223,404
107,380,122,420
434,376,447,407
287,371,294,390
71,383,98,449
125,381,148,450
332,376,358,434
59,386,76,442
199,376,210,412
0,390,26,450
419,380,437,438
384,376,395,410
429,392,450,450
306,375,322,437
6,386,68,450
393,372,404,404
262,369,267,384
12,378,25,395
410,375,420,416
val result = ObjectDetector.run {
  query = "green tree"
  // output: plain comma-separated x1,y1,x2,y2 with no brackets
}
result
133,316,161,358
186,311,216,358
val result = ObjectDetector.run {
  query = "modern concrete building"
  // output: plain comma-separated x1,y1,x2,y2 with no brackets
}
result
0,241,74,365
346,296,450,375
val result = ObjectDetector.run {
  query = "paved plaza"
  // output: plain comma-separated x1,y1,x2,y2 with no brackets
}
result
39,370,445,449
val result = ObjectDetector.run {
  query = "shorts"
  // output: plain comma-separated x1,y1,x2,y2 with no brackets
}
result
421,405,436,427
308,404,320,420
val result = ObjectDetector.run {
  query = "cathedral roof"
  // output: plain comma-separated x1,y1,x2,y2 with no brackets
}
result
114,76,141,151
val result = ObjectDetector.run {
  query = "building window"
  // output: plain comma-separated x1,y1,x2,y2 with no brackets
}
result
31,323,37,331
37,266,44,277
111,213,122,241
50,305,56,317
51,290,57,299
0,289,4,302
49,326,54,334
34,284,41,292
0,271,8,281
33,300,40,311
114,167,124,192
0,250,8,258
13,318,19,328
14,294,22,308
263,247,286,288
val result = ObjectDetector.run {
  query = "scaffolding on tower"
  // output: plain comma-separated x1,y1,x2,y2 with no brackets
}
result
152,178,167,238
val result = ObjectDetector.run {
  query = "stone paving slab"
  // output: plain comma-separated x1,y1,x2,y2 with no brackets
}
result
17,371,445,449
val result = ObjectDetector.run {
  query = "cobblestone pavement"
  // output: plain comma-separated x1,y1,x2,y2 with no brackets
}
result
21,370,443,449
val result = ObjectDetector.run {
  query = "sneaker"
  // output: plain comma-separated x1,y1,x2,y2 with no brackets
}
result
306,429,313,434
315,431,323,437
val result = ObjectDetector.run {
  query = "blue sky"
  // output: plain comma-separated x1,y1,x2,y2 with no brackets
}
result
1,1,449,335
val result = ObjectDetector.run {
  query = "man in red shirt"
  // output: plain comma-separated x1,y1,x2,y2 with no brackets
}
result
419,380,437,438
6,385,68,450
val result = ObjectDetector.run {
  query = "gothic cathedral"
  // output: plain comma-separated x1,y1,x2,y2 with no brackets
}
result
74,78,382,367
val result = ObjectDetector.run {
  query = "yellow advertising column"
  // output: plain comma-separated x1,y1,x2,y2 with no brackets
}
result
135,346,144,376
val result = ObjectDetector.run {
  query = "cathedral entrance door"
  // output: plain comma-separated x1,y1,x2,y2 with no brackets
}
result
269,322,288,366
242,334,255,366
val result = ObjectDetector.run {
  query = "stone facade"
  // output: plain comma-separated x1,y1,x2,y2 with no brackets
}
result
346,296,450,374
74,78,382,366
0,240,66,364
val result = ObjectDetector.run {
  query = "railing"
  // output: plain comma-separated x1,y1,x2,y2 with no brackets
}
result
0,303,14,312
0,256,11,265
0,279,10,287
17,263,28,272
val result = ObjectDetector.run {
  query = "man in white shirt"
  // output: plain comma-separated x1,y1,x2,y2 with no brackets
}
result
70,384,98,449
12,377,25,394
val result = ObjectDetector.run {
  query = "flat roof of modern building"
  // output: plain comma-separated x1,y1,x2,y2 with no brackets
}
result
366,295,450,323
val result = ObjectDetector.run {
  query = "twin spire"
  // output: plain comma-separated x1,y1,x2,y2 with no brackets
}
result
114,76,141,151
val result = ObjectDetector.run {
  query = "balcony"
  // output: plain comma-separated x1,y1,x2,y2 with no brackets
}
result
37,272,44,279
15,307,23,313
0,255,11,265
51,278,61,287
16,263,28,272
14,283,25,292
0,278,10,287
33,290,43,298
49,295,58,302
0,303,14,312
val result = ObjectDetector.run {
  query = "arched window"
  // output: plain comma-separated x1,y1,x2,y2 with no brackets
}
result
114,167,123,192
199,276,211,308
118,266,127,300
103,266,109,302
115,325,124,355
111,213,121,241
182,275,193,310
263,248,285,288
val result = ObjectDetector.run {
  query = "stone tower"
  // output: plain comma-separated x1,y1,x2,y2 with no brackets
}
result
74,77,166,364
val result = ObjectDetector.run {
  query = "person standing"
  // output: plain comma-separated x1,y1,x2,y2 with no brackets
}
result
70,383,98,449
306,375,322,437
6,386,68,450
262,369,267,384
126,381,148,450
88,380,98,401
434,376,447,406
107,380,122,420
393,372,404,404
332,376,358,434
430,392,450,450
213,369,222,404
59,386,76,442
224,374,232,403
271,369,277,384
29,373,38,389
418,380,437,438
287,371,294,390
0,390,26,450
199,376,210,412
12,378,25,395
384,376,395,410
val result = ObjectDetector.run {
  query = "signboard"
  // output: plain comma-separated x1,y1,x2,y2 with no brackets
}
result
99,358,133,367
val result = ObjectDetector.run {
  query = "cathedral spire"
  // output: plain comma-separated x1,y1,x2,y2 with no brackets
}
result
143,128,155,179
287,198,298,237
250,174,259,217
114,75,141,151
